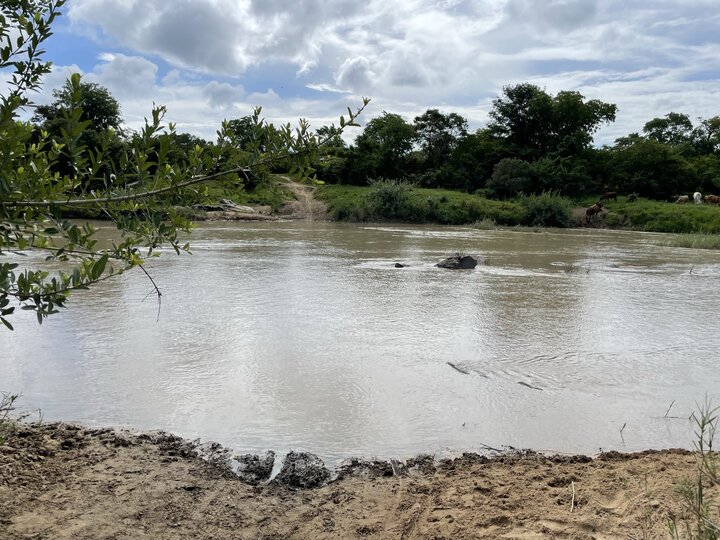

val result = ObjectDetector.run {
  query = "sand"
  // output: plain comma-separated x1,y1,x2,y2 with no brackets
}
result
1,422,716,539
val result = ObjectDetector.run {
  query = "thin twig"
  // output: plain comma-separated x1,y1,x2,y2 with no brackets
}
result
479,442,503,453
665,400,676,418
620,422,627,444
138,264,162,322
570,481,576,513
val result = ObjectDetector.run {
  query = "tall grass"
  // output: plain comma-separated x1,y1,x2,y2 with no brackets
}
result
669,399,720,539
665,234,720,250
0,392,19,445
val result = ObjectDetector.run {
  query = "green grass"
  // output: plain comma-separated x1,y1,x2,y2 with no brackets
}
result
664,234,720,250
598,197,720,234
317,184,526,225
669,399,720,539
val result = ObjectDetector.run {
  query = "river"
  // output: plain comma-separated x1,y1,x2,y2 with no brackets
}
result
2,222,719,463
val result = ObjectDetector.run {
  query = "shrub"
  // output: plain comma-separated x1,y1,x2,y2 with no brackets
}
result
367,178,413,219
669,399,719,539
487,158,535,198
517,191,573,227
0,393,19,445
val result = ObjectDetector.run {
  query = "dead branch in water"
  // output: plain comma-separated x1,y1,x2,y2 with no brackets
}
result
447,362,470,375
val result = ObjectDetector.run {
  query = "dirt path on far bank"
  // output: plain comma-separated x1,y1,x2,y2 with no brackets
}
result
278,176,328,221
1,422,714,540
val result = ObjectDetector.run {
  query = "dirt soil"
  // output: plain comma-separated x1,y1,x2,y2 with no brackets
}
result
278,178,328,221
1,423,715,539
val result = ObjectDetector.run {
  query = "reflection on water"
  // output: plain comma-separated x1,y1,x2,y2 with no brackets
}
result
2,222,720,463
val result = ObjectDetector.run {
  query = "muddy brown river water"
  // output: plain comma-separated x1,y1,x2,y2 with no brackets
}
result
2,222,720,463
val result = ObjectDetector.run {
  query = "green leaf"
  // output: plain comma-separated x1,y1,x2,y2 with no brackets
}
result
90,254,109,281
0,317,13,331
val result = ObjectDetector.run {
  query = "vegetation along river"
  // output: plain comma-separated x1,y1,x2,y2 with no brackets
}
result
2,222,720,464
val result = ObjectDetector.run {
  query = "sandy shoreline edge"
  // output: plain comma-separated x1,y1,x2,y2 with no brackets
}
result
0,421,714,539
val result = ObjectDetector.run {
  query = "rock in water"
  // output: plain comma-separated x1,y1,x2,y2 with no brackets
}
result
394,263,406,268
436,254,478,269
274,451,330,488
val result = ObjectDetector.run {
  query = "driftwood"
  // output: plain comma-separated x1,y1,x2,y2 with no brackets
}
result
447,362,470,375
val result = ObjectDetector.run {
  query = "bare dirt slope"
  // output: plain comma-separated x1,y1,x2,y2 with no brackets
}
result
278,177,328,221
1,423,713,539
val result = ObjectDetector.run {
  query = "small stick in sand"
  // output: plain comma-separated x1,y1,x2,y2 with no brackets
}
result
570,481,576,513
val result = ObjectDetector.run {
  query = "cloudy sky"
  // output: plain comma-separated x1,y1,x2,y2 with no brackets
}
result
25,0,720,145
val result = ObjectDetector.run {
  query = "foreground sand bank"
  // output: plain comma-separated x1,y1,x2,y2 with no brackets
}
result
0,422,714,539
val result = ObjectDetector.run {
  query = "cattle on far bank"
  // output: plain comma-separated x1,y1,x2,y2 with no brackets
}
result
705,194,720,206
600,191,618,202
694,192,702,205
674,195,689,204
586,202,603,223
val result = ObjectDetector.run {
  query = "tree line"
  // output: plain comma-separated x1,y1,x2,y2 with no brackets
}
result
30,78,720,202
313,84,720,201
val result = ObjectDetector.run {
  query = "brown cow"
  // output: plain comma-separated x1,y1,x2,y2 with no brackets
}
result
600,191,618,202
586,202,603,223
704,194,720,205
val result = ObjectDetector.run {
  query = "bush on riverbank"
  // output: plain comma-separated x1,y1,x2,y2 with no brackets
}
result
319,184,720,237
517,191,573,228
318,184,526,225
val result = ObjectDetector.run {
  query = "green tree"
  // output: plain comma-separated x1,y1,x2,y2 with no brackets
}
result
446,128,511,193
692,116,720,156
413,109,467,170
488,83,616,160
31,78,124,188
486,158,535,198
608,138,692,198
33,79,122,132
643,112,693,146
0,0,368,330
343,112,416,183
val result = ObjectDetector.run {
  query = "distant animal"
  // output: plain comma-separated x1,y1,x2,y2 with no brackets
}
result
674,195,689,204
694,192,702,205
586,202,603,223
600,191,618,202
704,194,720,206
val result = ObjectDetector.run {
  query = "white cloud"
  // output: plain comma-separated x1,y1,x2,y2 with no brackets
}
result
89,53,158,98
40,0,718,145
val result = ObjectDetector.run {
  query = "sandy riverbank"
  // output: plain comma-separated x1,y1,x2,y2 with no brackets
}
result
0,422,714,539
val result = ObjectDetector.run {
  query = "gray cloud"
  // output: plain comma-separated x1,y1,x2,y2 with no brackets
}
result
203,81,245,109
60,0,720,145
334,57,374,91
